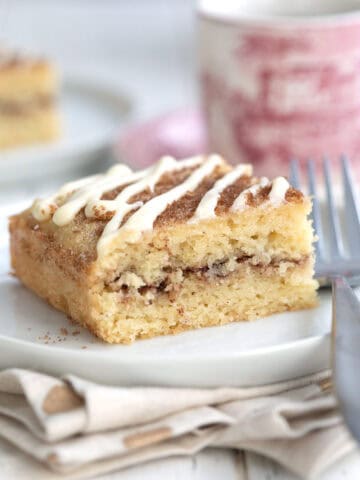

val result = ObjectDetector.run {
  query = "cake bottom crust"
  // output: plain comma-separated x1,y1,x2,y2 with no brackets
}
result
90,262,318,344
0,107,61,149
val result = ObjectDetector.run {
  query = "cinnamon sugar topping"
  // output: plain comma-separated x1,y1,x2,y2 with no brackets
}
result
30,155,296,256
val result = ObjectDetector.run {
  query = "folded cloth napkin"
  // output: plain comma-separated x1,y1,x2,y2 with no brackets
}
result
0,369,355,479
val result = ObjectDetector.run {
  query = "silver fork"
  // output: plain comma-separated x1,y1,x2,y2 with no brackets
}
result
290,157,360,442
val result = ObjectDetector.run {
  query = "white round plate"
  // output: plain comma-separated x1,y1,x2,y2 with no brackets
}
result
0,242,331,387
0,79,132,183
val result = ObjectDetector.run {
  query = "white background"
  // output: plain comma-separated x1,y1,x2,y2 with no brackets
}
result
0,0,197,121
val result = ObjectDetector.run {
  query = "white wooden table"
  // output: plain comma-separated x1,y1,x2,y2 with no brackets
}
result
1,1,360,478
1,435,360,480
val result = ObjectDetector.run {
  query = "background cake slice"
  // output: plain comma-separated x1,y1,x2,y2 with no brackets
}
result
9,155,318,343
0,48,61,149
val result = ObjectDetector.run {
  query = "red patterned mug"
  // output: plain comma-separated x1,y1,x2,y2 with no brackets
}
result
198,0,360,176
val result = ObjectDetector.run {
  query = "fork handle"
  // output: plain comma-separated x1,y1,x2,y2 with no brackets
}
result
332,276,360,442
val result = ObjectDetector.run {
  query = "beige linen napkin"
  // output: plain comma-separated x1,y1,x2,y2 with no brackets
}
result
0,368,355,479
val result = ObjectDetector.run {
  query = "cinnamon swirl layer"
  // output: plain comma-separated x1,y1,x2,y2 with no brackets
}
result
105,254,311,302
0,95,55,115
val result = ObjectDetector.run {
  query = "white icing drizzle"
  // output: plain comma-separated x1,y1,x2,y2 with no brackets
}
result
30,154,291,257
97,154,225,251
93,155,201,247
83,157,176,223
33,156,205,227
52,165,144,227
269,176,290,205
231,176,290,211
32,164,134,223
190,164,253,222
231,177,270,211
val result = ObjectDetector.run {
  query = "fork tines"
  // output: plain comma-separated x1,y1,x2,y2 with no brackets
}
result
289,157,360,279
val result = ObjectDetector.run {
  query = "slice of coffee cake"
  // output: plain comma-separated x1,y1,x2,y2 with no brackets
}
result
0,49,61,149
9,155,317,343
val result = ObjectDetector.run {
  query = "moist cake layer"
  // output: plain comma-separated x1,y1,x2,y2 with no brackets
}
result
19,197,312,286
10,155,318,343
27,158,307,266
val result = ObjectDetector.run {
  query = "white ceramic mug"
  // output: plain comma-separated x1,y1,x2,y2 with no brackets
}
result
198,0,360,176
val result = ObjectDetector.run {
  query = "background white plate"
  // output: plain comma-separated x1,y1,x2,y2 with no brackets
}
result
0,79,132,183
0,242,331,387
